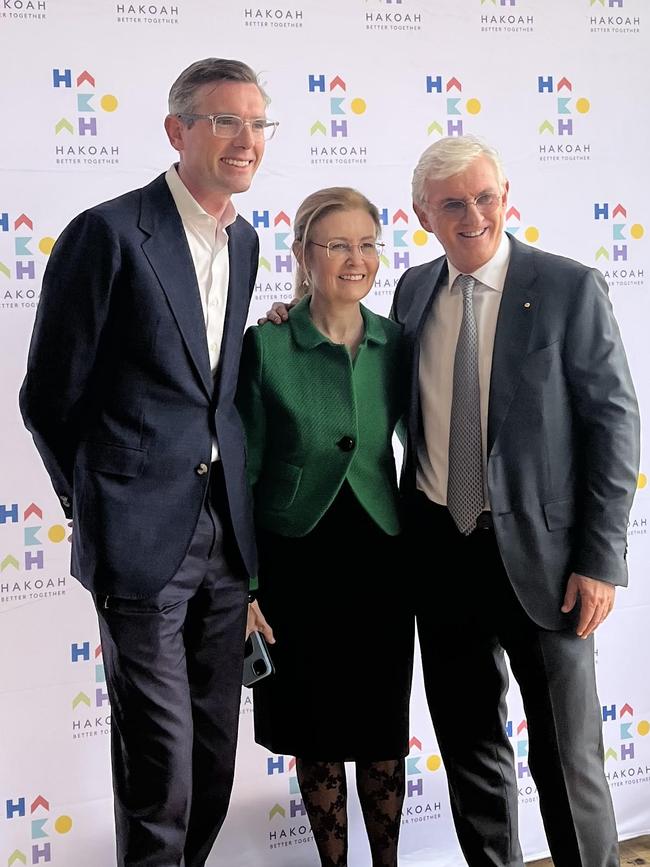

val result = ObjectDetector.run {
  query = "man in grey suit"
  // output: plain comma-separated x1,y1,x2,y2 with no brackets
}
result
391,135,640,865
20,58,277,866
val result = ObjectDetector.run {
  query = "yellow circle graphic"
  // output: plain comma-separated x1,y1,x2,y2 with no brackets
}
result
638,473,647,490
638,720,650,737
426,754,442,772
466,98,481,116
48,524,66,543
630,223,645,240
575,97,590,114
100,94,119,113
350,98,366,116
55,815,73,834
39,237,56,255
524,226,540,243
413,229,429,246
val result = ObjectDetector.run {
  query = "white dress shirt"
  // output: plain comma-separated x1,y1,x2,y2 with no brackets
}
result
165,164,237,461
416,233,512,508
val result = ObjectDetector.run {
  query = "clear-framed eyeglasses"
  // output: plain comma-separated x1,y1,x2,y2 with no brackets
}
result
176,113,279,141
434,192,502,217
309,240,385,260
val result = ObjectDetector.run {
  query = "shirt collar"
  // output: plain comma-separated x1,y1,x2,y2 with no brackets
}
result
165,163,237,233
288,296,387,351
447,231,511,294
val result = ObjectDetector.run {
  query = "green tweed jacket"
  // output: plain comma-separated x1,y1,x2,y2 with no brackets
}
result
237,296,406,537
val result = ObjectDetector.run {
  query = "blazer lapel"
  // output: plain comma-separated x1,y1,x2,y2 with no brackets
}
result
214,218,251,399
139,176,213,398
488,236,541,455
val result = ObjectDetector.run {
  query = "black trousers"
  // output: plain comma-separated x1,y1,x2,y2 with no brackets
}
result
412,494,618,867
95,466,249,867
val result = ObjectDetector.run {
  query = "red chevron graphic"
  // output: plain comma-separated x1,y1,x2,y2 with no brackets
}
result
24,503,43,520
77,70,96,87
612,204,627,219
409,736,423,751
446,77,462,92
274,211,291,227
506,207,521,221
14,214,33,231
329,76,346,92
620,703,634,717
557,77,572,92
517,720,528,735
31,795,49,813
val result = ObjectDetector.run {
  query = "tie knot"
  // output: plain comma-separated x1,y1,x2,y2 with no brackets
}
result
455,274,475,298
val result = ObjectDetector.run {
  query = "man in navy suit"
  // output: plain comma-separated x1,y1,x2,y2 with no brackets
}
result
20,58,277,867
392,135,640,866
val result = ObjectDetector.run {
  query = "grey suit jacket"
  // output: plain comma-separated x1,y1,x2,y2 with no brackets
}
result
392,234,640,629
20,173,259,598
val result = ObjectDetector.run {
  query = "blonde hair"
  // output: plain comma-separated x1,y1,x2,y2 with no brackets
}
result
293,188,382,298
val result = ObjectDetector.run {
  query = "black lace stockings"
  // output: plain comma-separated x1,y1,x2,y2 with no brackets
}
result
296,758,405,867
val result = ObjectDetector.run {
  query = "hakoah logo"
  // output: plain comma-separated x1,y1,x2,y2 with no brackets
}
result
249,208,295,301
589,0,641,35
3,795,73,865
0,213,54,312
265,755,313,850
505,206,540,245
402,736,443,824
374,207,430,297
308,74,368,166
52,68,120,166
0,502,68,605
480,0,535,33
243,7,303,28
70,640,112,740
603,702,650,787
365,0,422,32
537,75,592,162
593,201,645,287
0,0,46,21
425,76,482,138
116,2,180,24
538,75,590,137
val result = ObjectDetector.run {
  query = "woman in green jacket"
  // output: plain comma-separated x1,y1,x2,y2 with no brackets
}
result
238,187,414,867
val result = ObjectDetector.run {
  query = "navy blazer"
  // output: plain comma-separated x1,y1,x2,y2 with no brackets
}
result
20,173,258,597
392,234,640,629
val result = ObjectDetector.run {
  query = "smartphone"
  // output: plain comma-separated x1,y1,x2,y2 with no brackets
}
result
242,631,275,688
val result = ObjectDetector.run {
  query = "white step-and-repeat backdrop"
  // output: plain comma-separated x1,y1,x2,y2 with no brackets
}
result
1,1,649,864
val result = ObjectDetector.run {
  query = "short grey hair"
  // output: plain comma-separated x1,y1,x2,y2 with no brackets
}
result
168,58,270,119
412,135,506,207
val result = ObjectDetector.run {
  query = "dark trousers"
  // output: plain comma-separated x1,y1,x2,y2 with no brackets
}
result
412,494,618,867
95,467,249,867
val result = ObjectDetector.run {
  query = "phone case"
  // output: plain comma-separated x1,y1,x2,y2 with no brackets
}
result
242,630,275,687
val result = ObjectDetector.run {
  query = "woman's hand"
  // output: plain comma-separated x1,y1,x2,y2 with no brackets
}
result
246,599,275,644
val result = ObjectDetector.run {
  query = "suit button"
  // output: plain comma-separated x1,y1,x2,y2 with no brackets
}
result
195,463,209,476
60,495,70,508
337,436,355,452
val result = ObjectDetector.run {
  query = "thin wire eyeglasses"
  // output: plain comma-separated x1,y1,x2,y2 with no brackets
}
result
309,240,385,260
433,192,502,217
176,113,279,141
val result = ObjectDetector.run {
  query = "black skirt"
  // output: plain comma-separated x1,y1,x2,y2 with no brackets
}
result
253,483,414,761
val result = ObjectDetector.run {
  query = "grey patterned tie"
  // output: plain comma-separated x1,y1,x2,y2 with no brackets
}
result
447,274,484,535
